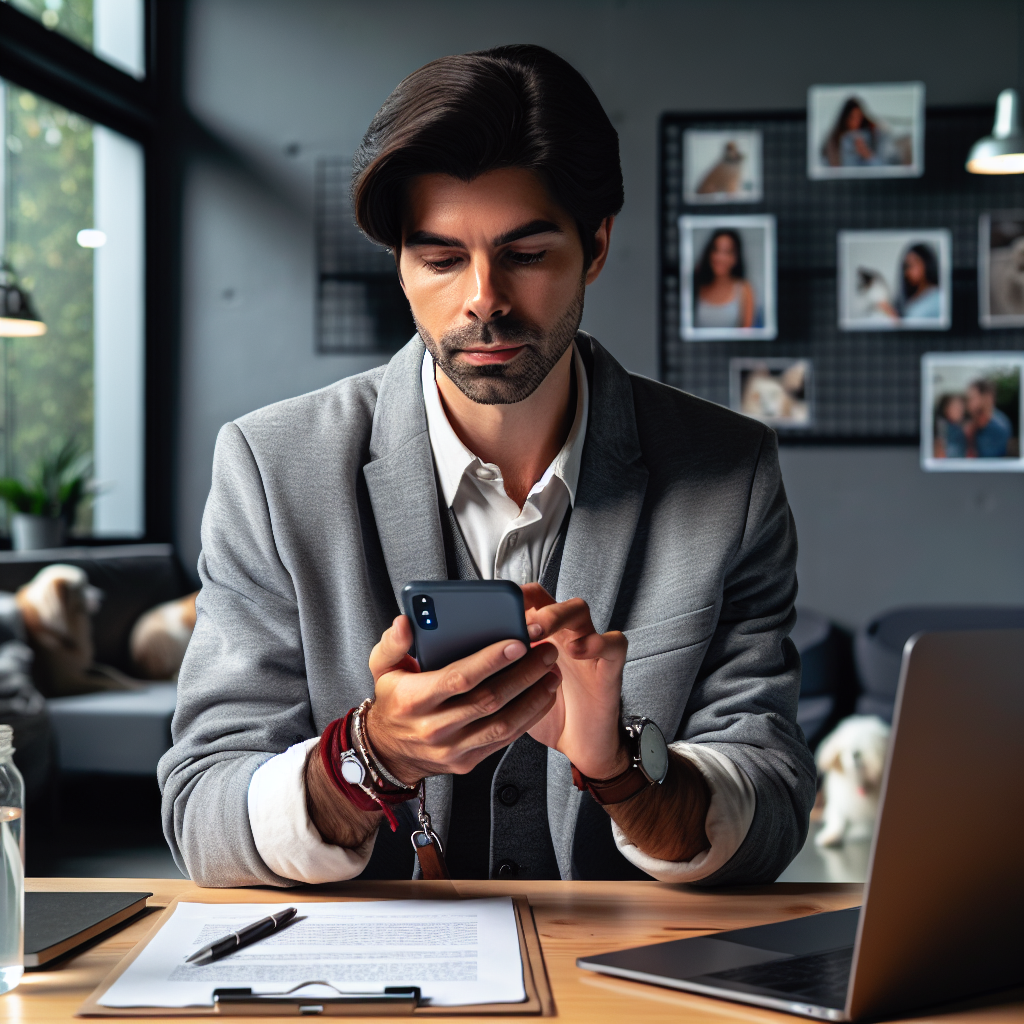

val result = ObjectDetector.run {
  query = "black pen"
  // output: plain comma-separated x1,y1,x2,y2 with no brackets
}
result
185,907,298,965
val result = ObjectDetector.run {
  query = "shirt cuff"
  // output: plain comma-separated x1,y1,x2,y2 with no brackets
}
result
247,737,377,884
612,742,756,882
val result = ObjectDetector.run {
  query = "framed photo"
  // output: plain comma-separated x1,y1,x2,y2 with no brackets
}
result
838,229,951,331
683,129,762,204
808,82,924,179
729,358,812,429
679,214,777,340
979,211,1024,328
921,353,1024,472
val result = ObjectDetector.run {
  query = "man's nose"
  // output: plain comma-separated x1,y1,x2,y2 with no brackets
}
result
463,256,510,323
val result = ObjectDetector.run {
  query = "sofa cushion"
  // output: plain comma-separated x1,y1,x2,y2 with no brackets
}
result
855,605,1024,722
47,683,177,774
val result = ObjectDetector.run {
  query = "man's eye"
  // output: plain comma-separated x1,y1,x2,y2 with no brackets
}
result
424,257,461,271
507,250,547,265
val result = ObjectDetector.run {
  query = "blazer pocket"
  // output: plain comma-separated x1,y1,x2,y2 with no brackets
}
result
624,603,718,663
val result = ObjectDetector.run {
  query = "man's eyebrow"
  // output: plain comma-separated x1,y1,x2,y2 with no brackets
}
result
404,230,464,247
403,220,563,249
492,220,562,246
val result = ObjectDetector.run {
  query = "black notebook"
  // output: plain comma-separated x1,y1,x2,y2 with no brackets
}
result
25,891,152,967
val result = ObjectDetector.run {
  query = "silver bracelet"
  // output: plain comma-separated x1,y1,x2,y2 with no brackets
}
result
354,698,416,791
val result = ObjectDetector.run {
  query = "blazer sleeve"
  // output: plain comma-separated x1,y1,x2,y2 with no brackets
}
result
158,422,316,887
678,427,816,886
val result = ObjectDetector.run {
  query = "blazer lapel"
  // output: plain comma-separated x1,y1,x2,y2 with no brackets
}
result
549,335,649,878
363,337,448,606
557,335,649,632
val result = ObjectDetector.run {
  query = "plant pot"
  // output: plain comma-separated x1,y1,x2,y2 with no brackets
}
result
10,513,66,552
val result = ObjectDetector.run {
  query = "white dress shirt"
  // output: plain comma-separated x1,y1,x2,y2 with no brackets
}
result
247,345,755,883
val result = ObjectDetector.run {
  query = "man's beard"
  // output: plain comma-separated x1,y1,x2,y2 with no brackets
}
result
414,286,584,406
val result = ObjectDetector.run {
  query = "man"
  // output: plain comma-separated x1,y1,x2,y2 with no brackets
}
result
965,378,1012,458
159,44,814,887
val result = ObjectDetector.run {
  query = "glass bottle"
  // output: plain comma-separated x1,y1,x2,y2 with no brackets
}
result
0,724,24,994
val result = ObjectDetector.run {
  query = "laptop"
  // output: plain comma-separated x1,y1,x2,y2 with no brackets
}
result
578,629,1024,1021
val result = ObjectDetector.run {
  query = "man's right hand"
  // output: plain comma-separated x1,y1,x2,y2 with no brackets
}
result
365,613,562,785
304,614,561,849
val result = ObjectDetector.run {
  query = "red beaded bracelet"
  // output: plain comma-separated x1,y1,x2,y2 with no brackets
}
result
319,708,417,832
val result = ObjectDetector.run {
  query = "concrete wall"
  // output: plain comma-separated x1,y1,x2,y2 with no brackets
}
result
178,0,1024,628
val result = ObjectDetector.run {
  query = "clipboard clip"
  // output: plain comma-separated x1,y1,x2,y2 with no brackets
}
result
213,981,421,1016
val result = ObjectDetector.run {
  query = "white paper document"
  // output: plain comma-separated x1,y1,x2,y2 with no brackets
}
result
99,898,526,1008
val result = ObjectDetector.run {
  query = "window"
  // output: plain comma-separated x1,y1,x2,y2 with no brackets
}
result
1,77,145,536
1,0,145,79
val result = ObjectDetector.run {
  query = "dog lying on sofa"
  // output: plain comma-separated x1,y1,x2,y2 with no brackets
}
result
14,564,199,694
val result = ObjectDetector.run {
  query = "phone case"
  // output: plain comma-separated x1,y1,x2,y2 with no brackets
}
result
401,580,530,672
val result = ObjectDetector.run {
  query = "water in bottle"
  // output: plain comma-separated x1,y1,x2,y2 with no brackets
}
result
0,724,24,994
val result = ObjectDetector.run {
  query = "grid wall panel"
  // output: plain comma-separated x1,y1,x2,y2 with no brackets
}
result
659,109,1024,441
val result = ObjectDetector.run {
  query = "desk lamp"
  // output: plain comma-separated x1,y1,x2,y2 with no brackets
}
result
0,265,46,337
966,88,1024,174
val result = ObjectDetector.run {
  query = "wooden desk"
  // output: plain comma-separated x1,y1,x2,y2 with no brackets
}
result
12,877,1022,1023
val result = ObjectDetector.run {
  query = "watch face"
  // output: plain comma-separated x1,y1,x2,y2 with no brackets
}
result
340,754,364,786
638,721,669,784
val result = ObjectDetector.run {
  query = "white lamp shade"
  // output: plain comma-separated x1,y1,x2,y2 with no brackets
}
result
966,88,1024,174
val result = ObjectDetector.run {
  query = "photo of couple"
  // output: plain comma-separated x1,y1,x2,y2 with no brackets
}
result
922,354,1024,472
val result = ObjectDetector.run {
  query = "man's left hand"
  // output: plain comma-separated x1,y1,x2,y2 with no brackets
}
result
522,584,628,780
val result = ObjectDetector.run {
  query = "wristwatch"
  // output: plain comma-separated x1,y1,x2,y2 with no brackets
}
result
571,716,669,805
339,748,374,797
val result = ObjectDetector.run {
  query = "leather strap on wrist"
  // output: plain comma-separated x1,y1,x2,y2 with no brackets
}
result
571,761,651,806
319,710,416,831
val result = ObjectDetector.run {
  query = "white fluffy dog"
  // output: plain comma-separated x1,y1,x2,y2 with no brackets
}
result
815,715,891,848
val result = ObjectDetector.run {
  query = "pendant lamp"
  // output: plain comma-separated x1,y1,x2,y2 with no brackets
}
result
966,88,1024,174
0,265,46,337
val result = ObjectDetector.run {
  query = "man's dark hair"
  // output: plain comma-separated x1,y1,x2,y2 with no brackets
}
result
352,44,623,267
969,378,996,398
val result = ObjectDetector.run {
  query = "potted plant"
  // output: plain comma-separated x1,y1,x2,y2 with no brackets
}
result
0,439,92,551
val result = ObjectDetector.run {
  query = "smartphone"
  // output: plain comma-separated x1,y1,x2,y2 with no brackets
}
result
401,580,530,672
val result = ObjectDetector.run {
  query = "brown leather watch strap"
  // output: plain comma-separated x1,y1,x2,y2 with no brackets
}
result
571,761,651,806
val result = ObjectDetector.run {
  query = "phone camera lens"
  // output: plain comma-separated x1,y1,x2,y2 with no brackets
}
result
412,595,438,630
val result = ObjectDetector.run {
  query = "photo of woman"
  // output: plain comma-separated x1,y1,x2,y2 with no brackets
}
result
808,82,924,179
823,98,886,168
694,230,755,329
680,215,776,340
838,230,951,331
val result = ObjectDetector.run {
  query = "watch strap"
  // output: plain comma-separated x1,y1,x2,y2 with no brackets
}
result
571,761,651,805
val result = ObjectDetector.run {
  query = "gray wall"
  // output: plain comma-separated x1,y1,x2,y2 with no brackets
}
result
179,0,1024,628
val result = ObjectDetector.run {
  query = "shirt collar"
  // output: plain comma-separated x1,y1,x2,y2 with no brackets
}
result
421,343,590,509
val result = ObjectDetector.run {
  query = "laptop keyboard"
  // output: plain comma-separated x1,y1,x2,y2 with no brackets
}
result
707,946,854,1008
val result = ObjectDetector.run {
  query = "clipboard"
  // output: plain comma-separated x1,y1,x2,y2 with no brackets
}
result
78,895,554,1017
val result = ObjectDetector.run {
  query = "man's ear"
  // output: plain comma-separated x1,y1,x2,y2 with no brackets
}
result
585,215,615,286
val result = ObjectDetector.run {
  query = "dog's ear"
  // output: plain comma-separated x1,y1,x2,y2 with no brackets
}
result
815,731,844,774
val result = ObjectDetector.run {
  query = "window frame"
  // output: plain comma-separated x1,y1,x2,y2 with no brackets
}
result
0,0,180,544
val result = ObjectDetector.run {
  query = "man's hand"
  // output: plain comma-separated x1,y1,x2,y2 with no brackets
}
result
522,584,629,780
306,612,561,849
364,614,561,785
522,584,711,862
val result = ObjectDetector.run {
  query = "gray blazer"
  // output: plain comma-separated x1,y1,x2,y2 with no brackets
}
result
159,334,815,887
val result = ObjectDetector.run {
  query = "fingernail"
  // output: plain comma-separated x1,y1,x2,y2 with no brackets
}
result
528,623,543,639
540,645,558,666
504,641,526,661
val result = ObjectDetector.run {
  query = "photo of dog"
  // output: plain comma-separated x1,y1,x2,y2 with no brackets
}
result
815,714,891,848
683,129,763,205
